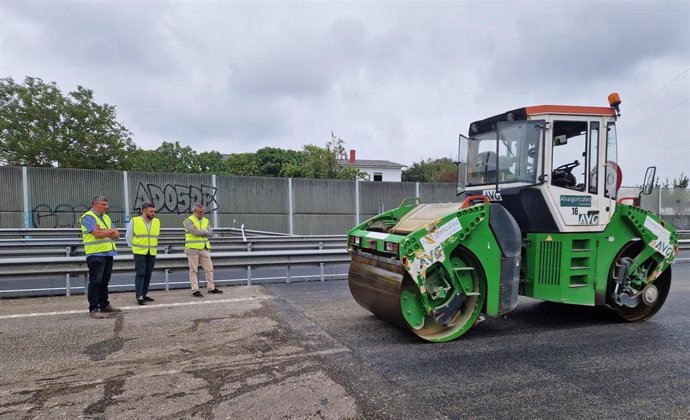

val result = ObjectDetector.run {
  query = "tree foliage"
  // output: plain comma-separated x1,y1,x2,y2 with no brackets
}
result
129,141,225,174
283,135,366,180
653,172,689,189
225,153,260,176
402,157,457,182
0,77,371,180
0,76,136,169
672,172,688,189
254,147,306,177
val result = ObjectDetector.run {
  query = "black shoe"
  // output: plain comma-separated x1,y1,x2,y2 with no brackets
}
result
192,291,203,297
137,297,146,305
208,288,223,294
100,305,122,313
90,310,105,319
143,296,155,302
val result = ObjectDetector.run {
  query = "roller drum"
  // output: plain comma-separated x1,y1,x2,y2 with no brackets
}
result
348,251,406,328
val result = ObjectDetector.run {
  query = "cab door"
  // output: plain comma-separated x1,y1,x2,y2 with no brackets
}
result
545,117,612,232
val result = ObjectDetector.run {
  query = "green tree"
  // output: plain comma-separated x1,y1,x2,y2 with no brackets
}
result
283,135,366,180
254,147,305,177
654,172,689,189
225,152,260,176
672,172,688,189
0,76,136,169
196,151,226,174
402,157,457,182
129,141,199,173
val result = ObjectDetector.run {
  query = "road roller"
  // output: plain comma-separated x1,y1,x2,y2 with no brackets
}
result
347,93,678,342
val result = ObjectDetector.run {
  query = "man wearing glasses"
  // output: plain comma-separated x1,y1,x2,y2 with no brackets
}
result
183,202,223,297
126,202,160,305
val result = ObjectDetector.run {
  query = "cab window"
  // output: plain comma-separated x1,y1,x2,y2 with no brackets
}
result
551,121,587,191
588,122,599,194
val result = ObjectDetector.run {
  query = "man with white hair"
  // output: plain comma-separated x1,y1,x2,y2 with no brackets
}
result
183,203,223,297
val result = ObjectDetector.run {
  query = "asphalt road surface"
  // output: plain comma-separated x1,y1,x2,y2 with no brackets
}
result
0,263,688,419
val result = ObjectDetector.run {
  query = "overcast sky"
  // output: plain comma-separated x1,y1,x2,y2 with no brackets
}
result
1,0,688,184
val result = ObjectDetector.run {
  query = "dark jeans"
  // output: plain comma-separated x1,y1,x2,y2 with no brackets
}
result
86,256,114,312
134,253,156,298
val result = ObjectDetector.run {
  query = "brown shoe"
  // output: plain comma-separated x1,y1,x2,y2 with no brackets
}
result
192,291,203,297
90,310,105,319
208,288,223,294
101,305,122,313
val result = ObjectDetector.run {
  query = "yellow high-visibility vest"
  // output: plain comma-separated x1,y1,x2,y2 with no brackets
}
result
80,210,117,255
131,217,160,255
184,215,211,250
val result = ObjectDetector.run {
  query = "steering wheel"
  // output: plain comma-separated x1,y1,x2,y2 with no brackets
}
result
554,160,580,174
552,160,580,188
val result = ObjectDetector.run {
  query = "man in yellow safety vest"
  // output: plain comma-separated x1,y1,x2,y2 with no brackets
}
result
80,195,122,319
184,202,223,297
126,202,160,305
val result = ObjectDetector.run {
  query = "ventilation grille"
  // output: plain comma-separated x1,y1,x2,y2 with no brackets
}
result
537,241,562,285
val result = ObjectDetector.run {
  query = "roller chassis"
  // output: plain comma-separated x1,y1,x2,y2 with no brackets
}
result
347,198,677,342
347,97,677,342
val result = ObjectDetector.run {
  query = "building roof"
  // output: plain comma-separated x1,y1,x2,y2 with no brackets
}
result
337,159,406,169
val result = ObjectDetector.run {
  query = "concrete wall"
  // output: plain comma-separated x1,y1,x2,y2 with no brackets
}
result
2,165,688,232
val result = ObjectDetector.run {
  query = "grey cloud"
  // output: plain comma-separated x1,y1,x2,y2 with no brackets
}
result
481,2,690,93
1,0,688,181
2,0,179,74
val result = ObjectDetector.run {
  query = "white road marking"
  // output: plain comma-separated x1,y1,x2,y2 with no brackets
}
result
0,296,273,319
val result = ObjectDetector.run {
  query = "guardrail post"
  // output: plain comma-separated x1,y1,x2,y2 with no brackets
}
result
212,174,219,229
22,166,31,231
65,273,71,296
288,178,294,235
286,263,291,284
246,242,252,285
123,170,130,222
165,269,170,291
319,242,325,282
355,179,360,226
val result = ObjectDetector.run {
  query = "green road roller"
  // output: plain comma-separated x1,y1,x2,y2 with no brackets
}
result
347,93,678,342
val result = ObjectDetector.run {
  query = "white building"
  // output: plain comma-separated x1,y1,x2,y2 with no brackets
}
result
337,150,406,182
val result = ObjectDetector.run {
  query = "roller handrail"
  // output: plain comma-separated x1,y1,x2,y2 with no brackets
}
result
460,195,490,208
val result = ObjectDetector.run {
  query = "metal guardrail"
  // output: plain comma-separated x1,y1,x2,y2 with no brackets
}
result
0,249,349,277
0,235,348,258
0,248,351,296
0,226,289,239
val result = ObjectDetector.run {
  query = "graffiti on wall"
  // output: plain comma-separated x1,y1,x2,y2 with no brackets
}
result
32,204,124,228
132,182,218,214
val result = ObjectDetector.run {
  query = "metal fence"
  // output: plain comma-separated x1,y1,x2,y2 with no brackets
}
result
0,166,464,235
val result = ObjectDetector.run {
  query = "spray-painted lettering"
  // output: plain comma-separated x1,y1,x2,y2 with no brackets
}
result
132,182,218,214
31,204,124,228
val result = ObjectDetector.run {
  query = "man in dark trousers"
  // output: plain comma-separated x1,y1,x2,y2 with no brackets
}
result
126,202,160,305
80,195,122,319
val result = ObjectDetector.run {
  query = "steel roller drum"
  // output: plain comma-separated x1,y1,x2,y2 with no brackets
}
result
348,251,407,329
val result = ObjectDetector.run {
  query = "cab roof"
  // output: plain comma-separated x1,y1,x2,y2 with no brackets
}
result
468,105,616,136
